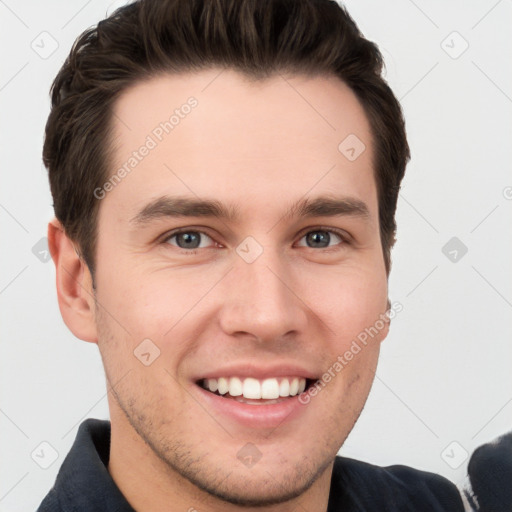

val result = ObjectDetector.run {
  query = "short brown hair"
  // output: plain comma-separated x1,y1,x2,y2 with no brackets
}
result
44,0,410,279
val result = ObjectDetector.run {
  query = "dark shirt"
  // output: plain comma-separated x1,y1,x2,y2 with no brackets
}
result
464,431,512,512
37,418,464,511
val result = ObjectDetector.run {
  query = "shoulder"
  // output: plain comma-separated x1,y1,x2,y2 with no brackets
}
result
36,419,120,512
465,431,512,511
329,455,465,511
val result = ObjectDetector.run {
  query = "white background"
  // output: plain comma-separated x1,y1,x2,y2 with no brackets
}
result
1,0,511,510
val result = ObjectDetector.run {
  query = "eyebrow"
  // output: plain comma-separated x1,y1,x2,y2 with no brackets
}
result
130,195,370,226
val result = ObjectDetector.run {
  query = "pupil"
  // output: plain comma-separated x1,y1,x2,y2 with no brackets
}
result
307,231,329,248
178,232,200,249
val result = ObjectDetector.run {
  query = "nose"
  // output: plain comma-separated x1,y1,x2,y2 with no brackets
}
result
218,245,308,344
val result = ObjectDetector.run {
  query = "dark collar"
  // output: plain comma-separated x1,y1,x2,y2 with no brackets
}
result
38,418,135,511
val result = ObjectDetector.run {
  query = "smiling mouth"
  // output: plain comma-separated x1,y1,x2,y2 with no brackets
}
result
197,376,317,405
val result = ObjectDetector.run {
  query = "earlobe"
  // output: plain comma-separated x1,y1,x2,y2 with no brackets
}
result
378,298,392,344
380,320,390,344
48,218,98,343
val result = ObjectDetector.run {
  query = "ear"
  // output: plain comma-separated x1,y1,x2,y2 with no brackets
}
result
378,298,392,344
48,218,98,343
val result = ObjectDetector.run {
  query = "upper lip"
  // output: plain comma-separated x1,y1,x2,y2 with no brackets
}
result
194,363,320,382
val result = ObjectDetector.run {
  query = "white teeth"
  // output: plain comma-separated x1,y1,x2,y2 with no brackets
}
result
289,378,299,396
261,378,280,399
228,377,243,396
217,377,229,395
243,378,261,399
202,377,308,399
279,379,290,397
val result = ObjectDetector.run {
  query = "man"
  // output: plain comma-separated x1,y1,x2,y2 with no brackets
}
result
38,0,465,510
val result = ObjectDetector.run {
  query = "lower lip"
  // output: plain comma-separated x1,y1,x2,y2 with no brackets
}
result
195,385,310,429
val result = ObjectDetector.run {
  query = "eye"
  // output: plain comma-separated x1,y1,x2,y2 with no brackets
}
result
296,228,348,249
164,230,216,251
161,227,349,254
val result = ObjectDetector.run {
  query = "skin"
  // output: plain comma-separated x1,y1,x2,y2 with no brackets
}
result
48,69,390,511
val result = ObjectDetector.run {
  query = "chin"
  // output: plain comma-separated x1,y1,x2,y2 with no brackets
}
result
181,458,330,507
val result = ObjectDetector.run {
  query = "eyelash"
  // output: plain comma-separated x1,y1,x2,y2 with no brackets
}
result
161,227,350,255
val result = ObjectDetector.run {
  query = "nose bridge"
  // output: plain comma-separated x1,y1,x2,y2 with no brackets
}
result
219,240,305,341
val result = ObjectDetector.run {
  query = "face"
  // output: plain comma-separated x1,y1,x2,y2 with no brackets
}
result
91,69,389,506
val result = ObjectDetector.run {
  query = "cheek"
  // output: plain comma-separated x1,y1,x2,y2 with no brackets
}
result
95,266,212,365
303,264,388,343
96,258,181,330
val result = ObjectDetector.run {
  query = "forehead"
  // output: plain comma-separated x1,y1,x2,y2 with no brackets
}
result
105,69,377,224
